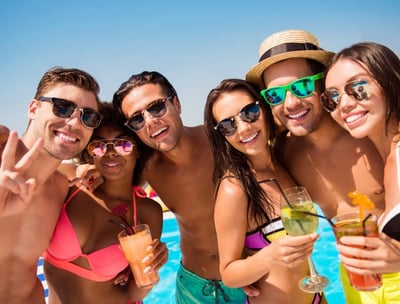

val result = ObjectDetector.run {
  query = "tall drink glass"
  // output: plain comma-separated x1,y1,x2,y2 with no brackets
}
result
280,186,328,293
331,211,382,291
118,224,159,288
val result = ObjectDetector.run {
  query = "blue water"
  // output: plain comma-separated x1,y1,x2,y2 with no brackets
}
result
146,210,345,303
38,210,345,303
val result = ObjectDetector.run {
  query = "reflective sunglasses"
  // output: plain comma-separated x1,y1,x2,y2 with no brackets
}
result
38,97,102,128
214,101,260,136
320,80,372,112
125,96,173,131
260,72,324,106
87,138,134,158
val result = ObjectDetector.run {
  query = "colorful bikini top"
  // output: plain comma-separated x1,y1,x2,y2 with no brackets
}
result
43,186,147,282
245,217,286,250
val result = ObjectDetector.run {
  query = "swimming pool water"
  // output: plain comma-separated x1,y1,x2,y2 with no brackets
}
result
38,209,345,303
145,211,345,303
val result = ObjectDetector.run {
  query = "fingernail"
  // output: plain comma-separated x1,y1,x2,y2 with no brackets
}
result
142,253,153,263
143,266,152,274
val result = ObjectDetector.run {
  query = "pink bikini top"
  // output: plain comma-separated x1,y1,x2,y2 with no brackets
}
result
43,186,147,282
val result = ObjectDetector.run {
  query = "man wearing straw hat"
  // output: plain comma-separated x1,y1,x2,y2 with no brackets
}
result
246,29,385,303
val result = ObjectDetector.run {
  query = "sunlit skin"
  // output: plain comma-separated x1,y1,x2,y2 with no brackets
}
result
262,58,385,219
212,91,270,163
44,125,167,304
120,83,221,281
27,84,97,161
263,58,327,137
325,58,388,148
0,85,98,304
325,57,400,275
211,90,323,304
121,83,183,153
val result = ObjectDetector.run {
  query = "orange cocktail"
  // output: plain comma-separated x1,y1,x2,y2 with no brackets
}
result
118,224,159,288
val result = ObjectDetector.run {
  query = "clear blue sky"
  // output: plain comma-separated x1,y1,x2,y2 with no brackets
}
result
1,0,399,134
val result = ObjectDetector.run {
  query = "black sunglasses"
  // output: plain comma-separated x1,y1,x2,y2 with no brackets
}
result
38,97,102,128
125,96,173,131
320,80,372,112
214,101,260,136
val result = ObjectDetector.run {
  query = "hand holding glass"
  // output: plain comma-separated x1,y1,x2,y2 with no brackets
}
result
280,186,328,293
118,224,159,288
332,211,382,291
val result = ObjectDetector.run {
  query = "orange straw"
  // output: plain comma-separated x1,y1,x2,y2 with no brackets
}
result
348,191,375,221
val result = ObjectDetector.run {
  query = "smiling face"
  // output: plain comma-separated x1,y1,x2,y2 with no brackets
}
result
120,83,183,152
90,125,137,181
212,90,269,157
28,84,98,160
262,58,326,136
325,58,387,141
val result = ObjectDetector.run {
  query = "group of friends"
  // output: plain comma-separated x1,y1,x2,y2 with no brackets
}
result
0,28,399,304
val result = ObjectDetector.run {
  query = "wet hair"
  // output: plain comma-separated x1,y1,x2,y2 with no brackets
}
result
34,66,101,105
112,71,177,115
326,42,400,133
80,102,150,185
204,78,277,228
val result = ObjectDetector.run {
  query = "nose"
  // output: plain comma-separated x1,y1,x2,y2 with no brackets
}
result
235,117,251,134
284,91,301,108
339,93,357,112
103,143,118,157
65,108,82,127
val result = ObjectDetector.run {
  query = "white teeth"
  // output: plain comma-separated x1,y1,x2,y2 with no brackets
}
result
105,163,119,168
288,110,307,119
242,133,257,143
151,126,167,137
345,113,364,123
57,133,77,143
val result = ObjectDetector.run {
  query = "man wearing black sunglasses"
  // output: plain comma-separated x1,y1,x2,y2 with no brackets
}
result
0,67,101,304
246,30,385,303
113,71,246,303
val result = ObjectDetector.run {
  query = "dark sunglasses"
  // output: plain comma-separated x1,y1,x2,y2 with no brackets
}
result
320,80,372,112
125,96,173,131
214,101,260,136
87,138,134,158
260,72,324,106
38,97,102,128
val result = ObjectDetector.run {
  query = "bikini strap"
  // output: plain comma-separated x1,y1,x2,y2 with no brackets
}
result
131,186,149,228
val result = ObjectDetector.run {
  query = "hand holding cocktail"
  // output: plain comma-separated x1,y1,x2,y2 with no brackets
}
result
118,224,160,288
332,191,382,291
280,186,328,293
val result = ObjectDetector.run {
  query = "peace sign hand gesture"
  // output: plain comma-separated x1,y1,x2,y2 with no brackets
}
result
0,131,43,216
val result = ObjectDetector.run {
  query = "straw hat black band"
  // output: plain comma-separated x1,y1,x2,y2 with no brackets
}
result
259,42,322,62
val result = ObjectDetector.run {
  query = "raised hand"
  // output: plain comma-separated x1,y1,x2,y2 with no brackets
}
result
0,131,43,216
69,163,104,192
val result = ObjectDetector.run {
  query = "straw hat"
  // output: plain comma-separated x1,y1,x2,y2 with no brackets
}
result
246,29,334,88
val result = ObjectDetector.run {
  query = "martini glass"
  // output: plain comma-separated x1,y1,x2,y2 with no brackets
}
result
280,186,328,293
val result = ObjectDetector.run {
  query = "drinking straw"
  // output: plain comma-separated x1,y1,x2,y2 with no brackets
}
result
300,210,336,228
109,219,133,235
258,178,292,208
258,178,307,233
259,178,336,227
362,213,373,236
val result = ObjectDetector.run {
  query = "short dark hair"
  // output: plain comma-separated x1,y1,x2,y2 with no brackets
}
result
112,71,177,116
